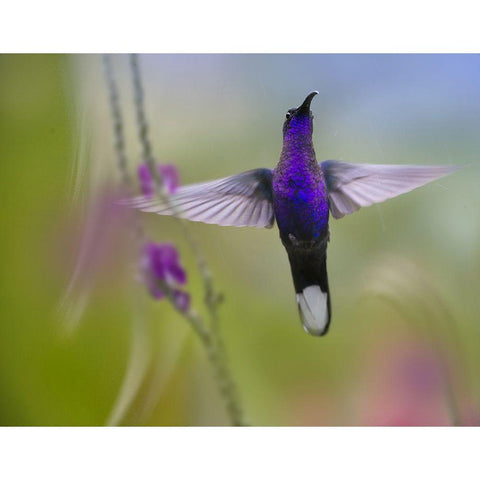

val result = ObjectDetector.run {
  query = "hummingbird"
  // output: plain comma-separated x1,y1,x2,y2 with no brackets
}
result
126,92,456,336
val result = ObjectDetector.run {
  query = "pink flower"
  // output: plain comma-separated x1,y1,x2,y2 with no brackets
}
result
137,164,180,198
139,242,190,312
158,165,180,195
353,339,453,426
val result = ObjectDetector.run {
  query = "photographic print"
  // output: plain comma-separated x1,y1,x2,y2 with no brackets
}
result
0,54,478,427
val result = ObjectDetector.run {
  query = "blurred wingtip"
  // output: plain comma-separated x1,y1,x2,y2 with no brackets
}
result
451,163,472,172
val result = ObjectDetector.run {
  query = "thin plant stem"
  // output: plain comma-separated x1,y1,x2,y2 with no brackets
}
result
105,54,226,425
128,54,220,310
103,54,151,426
129,53,247,426
104,54,211,425
103,55,131,188
103,54,144,241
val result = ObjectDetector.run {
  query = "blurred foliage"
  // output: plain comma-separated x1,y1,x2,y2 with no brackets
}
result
0,54,479,426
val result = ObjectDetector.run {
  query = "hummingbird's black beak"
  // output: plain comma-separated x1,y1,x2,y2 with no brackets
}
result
297,91,318,115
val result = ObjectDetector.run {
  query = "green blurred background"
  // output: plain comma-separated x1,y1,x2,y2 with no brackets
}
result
0,54,479,426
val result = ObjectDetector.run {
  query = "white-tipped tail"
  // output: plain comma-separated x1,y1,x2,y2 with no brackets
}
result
296,285,329,336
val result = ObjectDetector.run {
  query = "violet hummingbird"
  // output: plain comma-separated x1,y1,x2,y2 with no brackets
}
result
126,92,456,336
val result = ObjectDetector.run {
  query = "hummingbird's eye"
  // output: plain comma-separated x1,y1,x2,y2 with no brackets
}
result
285,112,292,119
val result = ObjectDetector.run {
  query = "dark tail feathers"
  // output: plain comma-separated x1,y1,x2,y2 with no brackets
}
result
287,247,331,336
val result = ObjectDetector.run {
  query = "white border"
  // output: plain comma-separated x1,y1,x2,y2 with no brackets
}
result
0,427,478,479
2,1,479,53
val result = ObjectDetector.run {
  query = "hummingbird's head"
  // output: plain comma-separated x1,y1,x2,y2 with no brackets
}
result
282,91,318,140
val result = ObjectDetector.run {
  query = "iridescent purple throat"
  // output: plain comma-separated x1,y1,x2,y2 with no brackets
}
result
272,115,329,241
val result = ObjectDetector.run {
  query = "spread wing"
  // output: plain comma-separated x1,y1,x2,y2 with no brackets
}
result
320,160,458,219
123,168,275,228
